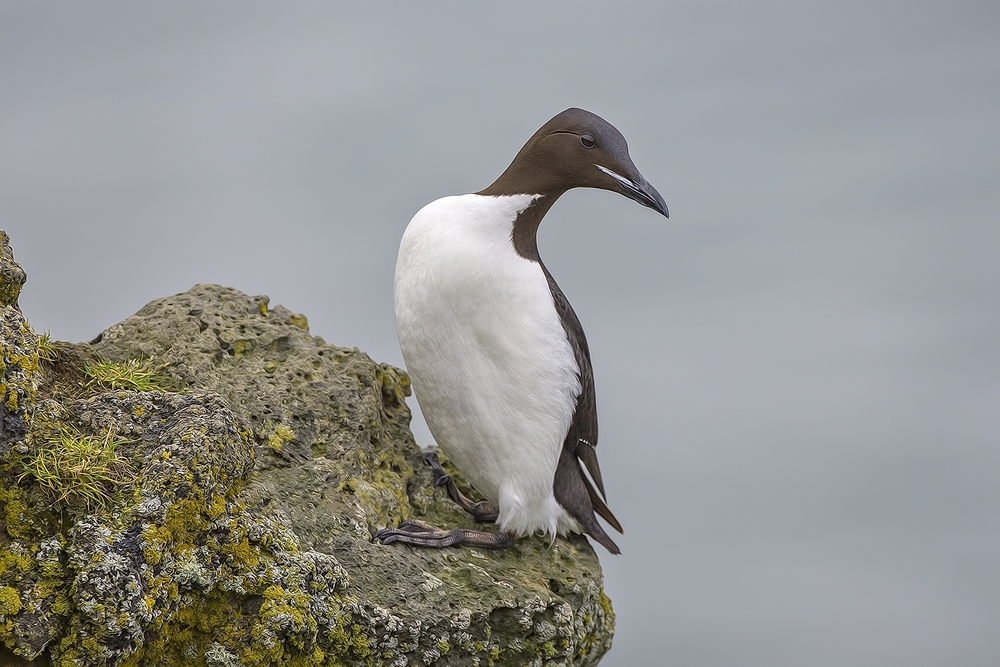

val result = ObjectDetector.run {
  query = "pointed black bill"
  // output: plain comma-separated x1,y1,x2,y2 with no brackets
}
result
623,179,669,218
596,165,669,218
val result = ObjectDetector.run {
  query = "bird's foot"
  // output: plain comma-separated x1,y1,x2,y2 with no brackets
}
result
423,451,499,522
373,520,513,550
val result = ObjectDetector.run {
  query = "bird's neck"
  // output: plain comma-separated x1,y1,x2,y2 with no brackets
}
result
480,192,562,263
476,154,569,261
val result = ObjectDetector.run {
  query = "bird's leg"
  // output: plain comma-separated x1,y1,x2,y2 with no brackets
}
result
373,520,514,550
423,451,499,522
372,453,511,550
373,452,514,549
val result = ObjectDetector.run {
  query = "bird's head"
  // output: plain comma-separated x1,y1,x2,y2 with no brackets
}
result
482,107,668,218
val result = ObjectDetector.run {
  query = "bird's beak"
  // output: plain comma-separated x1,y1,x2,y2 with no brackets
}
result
595,165,669,218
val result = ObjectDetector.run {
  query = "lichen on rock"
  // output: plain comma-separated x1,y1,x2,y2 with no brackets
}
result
0,231,615,666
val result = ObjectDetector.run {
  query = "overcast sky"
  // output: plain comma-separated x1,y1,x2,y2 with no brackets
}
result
2,2,998,665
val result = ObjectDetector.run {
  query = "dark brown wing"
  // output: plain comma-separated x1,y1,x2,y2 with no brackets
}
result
541,265,623,554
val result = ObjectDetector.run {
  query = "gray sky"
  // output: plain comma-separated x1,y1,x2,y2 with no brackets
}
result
3,2,998,664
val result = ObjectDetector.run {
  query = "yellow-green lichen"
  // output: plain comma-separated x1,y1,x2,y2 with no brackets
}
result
0,488,35,542
325,618,373,662
0,586,21,616
267,424,295,453
232,341,253,359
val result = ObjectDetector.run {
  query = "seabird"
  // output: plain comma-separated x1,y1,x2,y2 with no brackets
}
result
375,108,668,554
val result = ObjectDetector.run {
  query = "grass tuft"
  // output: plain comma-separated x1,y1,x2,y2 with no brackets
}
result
19,428,137,511
37,330,58,362
84,358,174,392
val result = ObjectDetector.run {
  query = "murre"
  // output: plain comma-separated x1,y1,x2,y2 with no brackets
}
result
375,108,668,554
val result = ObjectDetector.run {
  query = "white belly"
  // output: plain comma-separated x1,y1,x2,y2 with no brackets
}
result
394,194,582,538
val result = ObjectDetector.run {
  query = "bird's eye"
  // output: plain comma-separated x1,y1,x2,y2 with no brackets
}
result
580,134,596,148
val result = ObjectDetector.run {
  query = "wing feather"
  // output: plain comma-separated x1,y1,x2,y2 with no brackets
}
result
541,264,624,551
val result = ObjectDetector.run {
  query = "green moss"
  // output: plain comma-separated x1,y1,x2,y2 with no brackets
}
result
36,331,57,363
17,427,136,513
83,358,173,392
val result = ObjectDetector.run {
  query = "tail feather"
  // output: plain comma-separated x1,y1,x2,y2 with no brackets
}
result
553,447,621,554
577,440,607,500
581,466,623,534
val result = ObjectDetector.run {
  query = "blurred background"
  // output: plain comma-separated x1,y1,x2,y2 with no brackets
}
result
2,2,998,664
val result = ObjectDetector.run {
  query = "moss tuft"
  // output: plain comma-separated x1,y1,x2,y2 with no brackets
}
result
83,358,174,392
17,427,136,512
36,331,57,363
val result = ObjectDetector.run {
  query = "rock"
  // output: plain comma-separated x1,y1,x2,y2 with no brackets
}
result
0,232,615,666
0,230,33,458
0,231,26,312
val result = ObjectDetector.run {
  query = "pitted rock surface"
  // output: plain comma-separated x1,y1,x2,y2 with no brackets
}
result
0,232,614,666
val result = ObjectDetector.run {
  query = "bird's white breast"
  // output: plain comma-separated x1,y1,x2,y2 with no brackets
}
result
394,193,581,538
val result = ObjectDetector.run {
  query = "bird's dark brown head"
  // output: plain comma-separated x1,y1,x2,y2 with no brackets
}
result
479,107,668,218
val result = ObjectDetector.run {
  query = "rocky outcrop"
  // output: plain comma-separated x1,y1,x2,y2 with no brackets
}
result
0,231,614,666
